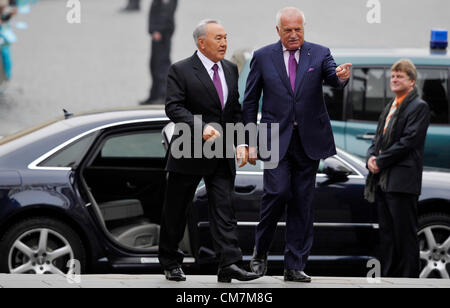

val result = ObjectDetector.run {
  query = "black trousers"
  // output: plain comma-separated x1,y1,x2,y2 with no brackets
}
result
149,30,173,101
159,159,242,270
376,187,420,278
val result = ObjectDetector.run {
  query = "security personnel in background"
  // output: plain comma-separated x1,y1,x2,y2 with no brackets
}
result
140,0,178,105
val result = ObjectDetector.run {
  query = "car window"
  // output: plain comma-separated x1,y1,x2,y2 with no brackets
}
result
323,85,344,120
387,68,449,125
349,68,386,121
101,131,166,158
38,133,96,168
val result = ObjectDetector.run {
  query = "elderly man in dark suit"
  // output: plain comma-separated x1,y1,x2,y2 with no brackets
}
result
365,59,430,278
242,7,352,282
140,0,178,105
158,19,260,283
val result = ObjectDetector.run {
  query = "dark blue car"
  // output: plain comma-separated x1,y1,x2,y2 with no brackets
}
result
0,108,449,278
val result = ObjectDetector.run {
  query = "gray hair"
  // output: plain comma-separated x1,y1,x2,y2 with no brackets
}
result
193,19,220,47
276,7,306,27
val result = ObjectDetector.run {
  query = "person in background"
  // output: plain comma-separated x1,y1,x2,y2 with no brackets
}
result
364,59,430,278
140,0,177,105
0,0,17,23
0,0,17,81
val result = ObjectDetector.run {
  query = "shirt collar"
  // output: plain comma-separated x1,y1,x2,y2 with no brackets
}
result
395,91,411,106
196,50,223,71
282,44,300,53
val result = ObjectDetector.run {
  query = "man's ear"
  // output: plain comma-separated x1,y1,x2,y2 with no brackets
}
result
197,37,205,50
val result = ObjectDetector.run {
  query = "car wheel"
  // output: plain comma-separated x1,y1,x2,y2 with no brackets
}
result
0,217,86,275
418,213,450,279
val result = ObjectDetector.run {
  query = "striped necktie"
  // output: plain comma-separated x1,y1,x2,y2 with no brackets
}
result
383,100,400,134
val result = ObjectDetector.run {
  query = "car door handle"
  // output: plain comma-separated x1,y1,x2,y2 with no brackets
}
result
356,132,375,140
234,185,256,194
126,181,137,190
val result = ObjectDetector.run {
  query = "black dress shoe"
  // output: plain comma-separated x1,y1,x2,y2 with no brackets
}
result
250,249,268,276
164,267,186,281
217,264,261,283
284,270,311,283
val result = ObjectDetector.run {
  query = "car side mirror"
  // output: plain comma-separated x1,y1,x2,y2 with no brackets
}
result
322,158,351,181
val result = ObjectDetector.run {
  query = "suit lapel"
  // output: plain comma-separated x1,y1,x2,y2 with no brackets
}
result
270,41,294,96
294,42,312,97
191,53,223,110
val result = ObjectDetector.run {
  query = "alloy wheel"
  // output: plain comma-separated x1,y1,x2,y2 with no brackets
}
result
418,225,450,279
8,228,75,275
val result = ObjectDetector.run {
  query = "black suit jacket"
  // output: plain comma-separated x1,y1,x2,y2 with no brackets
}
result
367,94,430,195
165,52,243,175
149,0,177,34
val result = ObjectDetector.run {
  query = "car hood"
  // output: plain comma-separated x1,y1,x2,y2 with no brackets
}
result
422,168,450,191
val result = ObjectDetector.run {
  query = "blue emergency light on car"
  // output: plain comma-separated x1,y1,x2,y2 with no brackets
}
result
430,29,448,50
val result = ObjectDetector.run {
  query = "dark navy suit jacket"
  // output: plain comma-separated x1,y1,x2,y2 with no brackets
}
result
243,41,347,161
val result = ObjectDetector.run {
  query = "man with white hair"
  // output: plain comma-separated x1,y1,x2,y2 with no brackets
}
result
243,7,352,282
158,19,260,283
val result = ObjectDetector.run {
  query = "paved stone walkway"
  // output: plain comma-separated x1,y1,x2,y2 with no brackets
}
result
0,274,449,288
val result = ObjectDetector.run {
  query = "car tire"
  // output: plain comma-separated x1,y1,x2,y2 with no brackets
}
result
0,217,86,275
418,213,450,279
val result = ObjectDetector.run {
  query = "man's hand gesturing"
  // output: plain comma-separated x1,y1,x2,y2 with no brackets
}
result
336,63,352,81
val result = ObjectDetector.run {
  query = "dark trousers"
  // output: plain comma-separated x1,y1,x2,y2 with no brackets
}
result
149,30,173,101
159,159,242,270
376,187,420,278
255,128,319,271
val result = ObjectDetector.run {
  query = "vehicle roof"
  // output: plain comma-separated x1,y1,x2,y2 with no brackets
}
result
0,107,168,169
331,48,450,66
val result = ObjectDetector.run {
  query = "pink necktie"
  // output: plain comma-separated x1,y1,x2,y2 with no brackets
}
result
212,64,224,109
288,50,298,92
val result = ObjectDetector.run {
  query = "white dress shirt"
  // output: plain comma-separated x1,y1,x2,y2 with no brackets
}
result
196,50,228,106
196,51,247,150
